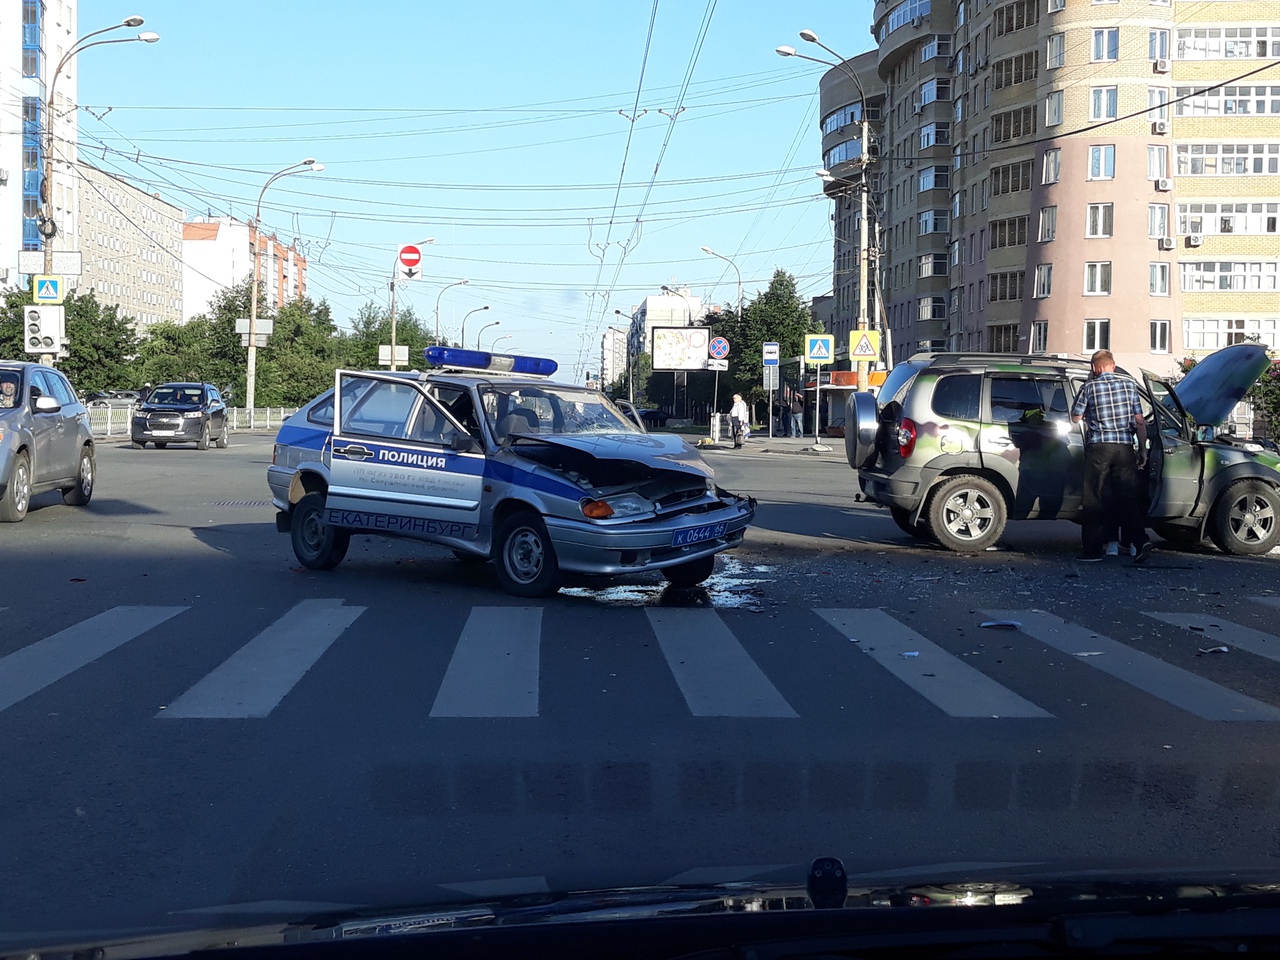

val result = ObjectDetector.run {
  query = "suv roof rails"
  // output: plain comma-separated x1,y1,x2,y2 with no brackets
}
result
914,352,1090,367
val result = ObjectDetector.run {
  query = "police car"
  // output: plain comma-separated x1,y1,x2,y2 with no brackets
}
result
267,347,756,597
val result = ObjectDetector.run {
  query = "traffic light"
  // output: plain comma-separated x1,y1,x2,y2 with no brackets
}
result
23,305,65,355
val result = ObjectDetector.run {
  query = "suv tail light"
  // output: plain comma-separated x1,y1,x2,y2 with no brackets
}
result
896,418,917,458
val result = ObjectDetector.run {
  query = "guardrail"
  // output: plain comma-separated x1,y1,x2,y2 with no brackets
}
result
86,405,300,439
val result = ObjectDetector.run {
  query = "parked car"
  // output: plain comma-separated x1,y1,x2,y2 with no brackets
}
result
0,361,95,521
84,389,142,408
267,348,756,597
636,408,670,429
844,343,1280,555
132,382,230,450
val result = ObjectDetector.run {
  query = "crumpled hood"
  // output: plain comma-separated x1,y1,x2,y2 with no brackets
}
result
514,432,713,479
1172,343,1272,427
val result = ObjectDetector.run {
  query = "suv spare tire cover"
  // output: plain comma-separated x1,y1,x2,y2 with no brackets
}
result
845,391,879,469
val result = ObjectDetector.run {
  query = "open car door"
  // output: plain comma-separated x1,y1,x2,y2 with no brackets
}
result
1142,371,1203,521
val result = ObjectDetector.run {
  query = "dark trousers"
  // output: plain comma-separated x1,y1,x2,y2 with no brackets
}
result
1082,442,1149,555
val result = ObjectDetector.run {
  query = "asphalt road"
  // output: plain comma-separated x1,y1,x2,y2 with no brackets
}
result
3,434,1280,942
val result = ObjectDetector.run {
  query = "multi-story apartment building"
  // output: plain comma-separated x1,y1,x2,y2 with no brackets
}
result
1,0,80,283
600,325,628,388
181,216,308,321
620,287,705,368
75,161,182,329
819,0,1279,376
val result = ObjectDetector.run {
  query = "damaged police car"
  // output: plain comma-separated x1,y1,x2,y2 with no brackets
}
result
267,348,755,597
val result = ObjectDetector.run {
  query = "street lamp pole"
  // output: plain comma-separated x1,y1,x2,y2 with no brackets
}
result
700,246,743,437
489,334,513,352
248,158,322,412
434,279,469,344
389,237,433,371
459,305,489,350
41,17,160,276
778,32,874,390
475,320,500,350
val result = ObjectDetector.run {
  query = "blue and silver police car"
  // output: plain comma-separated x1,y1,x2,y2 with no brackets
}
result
267,347,756,597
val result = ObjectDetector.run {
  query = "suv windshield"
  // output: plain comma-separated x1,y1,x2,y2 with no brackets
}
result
480,384,640,438
149,387,204,405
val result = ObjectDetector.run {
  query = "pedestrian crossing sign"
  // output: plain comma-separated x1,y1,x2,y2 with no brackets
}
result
33,275,64,304
849,330,881,359
805,334,834,365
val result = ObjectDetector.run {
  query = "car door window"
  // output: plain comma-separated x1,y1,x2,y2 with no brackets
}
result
429,385,480,436
340,380,420,440
47,373,77,406
988,377,1044,423
931,374,981,421
29,369,56,406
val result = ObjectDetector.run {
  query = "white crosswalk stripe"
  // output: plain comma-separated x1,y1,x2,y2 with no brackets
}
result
1145,611,1280,665
986,609,1280,722
160,599,366,719
0,606,187,714
647,608,797,717
815,608,1053,718
430,607,542,717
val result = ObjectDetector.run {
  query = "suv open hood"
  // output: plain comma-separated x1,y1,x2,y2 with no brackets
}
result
1172,342,1271,427
512,432,713,479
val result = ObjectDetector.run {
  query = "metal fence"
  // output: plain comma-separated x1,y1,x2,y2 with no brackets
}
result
87,406,299,439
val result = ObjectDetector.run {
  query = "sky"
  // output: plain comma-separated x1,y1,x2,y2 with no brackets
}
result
77,0,876,380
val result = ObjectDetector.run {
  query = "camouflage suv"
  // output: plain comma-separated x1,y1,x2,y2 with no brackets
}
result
844,344,1280,555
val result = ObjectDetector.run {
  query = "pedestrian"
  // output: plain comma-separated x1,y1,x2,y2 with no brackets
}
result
729,393,750,449
790,395,804,438
1069,349,1153,563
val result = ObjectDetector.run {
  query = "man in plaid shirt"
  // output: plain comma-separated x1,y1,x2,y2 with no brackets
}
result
1070,349,1153,563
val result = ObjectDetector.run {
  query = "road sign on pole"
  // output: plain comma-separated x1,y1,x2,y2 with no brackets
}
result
19,251,81,276
33,275,64,303
763,366,779,390
805,334,834,365
378,344,410,366
708,336,730,360
762,341,779,366
708,358,728,371
850,330,881,360
397,244,424,280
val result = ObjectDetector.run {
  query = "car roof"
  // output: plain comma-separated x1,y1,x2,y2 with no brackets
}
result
154,381,209,388
908,352,1094,373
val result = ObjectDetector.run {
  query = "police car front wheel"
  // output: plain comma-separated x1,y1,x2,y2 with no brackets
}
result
291,492,350,570
494,510,561,598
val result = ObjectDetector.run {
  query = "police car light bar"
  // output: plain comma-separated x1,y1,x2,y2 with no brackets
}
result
424,346,558,377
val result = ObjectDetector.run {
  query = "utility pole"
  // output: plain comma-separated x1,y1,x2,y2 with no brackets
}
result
856,111,871,392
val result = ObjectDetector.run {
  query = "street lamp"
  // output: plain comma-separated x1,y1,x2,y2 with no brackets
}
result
459,305,489,350
41,17,160,276
434,279,469,344
389,237,434,372
475,320,500,350
489,334,513,352
700,246,743,436
247,158,323,412
778,30,874,390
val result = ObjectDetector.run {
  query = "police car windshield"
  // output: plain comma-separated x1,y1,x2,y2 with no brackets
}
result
480,384,640,437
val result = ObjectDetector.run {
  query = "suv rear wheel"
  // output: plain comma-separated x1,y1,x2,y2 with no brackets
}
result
1207,480,1280,556
926,475,1007,552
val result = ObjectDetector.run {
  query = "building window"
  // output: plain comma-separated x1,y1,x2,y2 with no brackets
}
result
1150,262,1171,295
920,34,954,62
1045,90,1064,125
994,51,1038,89
989,324,1020,352
1084,261,1113,294
1034,264,1054,298
878,0,933,41
918,166,951,191
1174,85,1280,118
919,78,953,104
1180,260,1279,291
1176,27,1280,61
1176,142,1280,176
920,122,952,148
918,209,950,234
1090,86,1118,120
991,106,1037,142
820,102,882,135
1088,144,1116,179
1086,203,1114,237
1149,203,1170,237
919,253,950,277
994,0,1039,34
990,216,1029,248
1039,205,1058,241
1149,29,1170,59
918,296,949,321
1042,148,1061,183
1177,201,1280,235
1185,317,1279,350
951,239,962,265
991,160,1033,194
1147,87,1170,121
1031,320,1049,353
1047,0,1064,9
1147,145,1168,180
1046,33,1065,68
1084,319,1112,351
1092,28,1120,61
1150,320,1170,353
989,270,1026,301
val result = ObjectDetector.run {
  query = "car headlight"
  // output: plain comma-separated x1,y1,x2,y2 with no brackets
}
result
581,492,654,520
182,410,205,419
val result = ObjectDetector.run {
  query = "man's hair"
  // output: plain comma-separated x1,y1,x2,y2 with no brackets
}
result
1091,349,1115,367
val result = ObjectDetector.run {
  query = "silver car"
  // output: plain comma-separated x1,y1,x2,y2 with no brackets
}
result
0,362,95,522
267,349,755,597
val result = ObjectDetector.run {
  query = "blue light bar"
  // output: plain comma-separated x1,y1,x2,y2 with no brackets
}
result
423,346,558,377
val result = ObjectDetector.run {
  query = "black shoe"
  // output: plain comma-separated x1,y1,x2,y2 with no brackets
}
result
1133,542,1154,564
1076,552,1105,562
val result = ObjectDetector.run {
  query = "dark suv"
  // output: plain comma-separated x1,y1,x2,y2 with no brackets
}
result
844,344,1280,555
132,382,229,450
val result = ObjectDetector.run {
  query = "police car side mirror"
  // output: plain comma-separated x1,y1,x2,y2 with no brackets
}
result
449,432,477,453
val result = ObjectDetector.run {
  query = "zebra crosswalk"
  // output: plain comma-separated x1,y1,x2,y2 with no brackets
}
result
1,599,1279,725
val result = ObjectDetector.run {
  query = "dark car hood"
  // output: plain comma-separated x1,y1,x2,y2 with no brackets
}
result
512,432,713,479
1171,343,1272,427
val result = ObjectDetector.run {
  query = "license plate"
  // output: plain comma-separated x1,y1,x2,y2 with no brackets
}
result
150,429,176,436
672,520,728,547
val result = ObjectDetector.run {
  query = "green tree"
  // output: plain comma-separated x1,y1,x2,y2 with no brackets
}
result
340,301,440,371
257,297,348,406
0,288,140,393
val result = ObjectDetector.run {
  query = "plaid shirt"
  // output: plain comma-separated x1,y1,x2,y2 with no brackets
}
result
1071,372,1142,444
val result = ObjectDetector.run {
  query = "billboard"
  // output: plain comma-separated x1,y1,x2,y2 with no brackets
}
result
651,326,711,371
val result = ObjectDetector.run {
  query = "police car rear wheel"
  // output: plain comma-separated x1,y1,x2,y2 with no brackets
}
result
291,492,350,570
663,554,715,588
494,510,560,597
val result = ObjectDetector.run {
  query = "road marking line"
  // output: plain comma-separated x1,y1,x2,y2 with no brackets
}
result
647,609,797,717
161,599,365,719
430,607,541,717
1145,611,1280,665
0,606,188,713
986,609,1280,721
816,608,1052,718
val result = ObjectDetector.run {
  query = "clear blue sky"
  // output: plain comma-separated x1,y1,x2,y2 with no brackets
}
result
79,0,875,379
